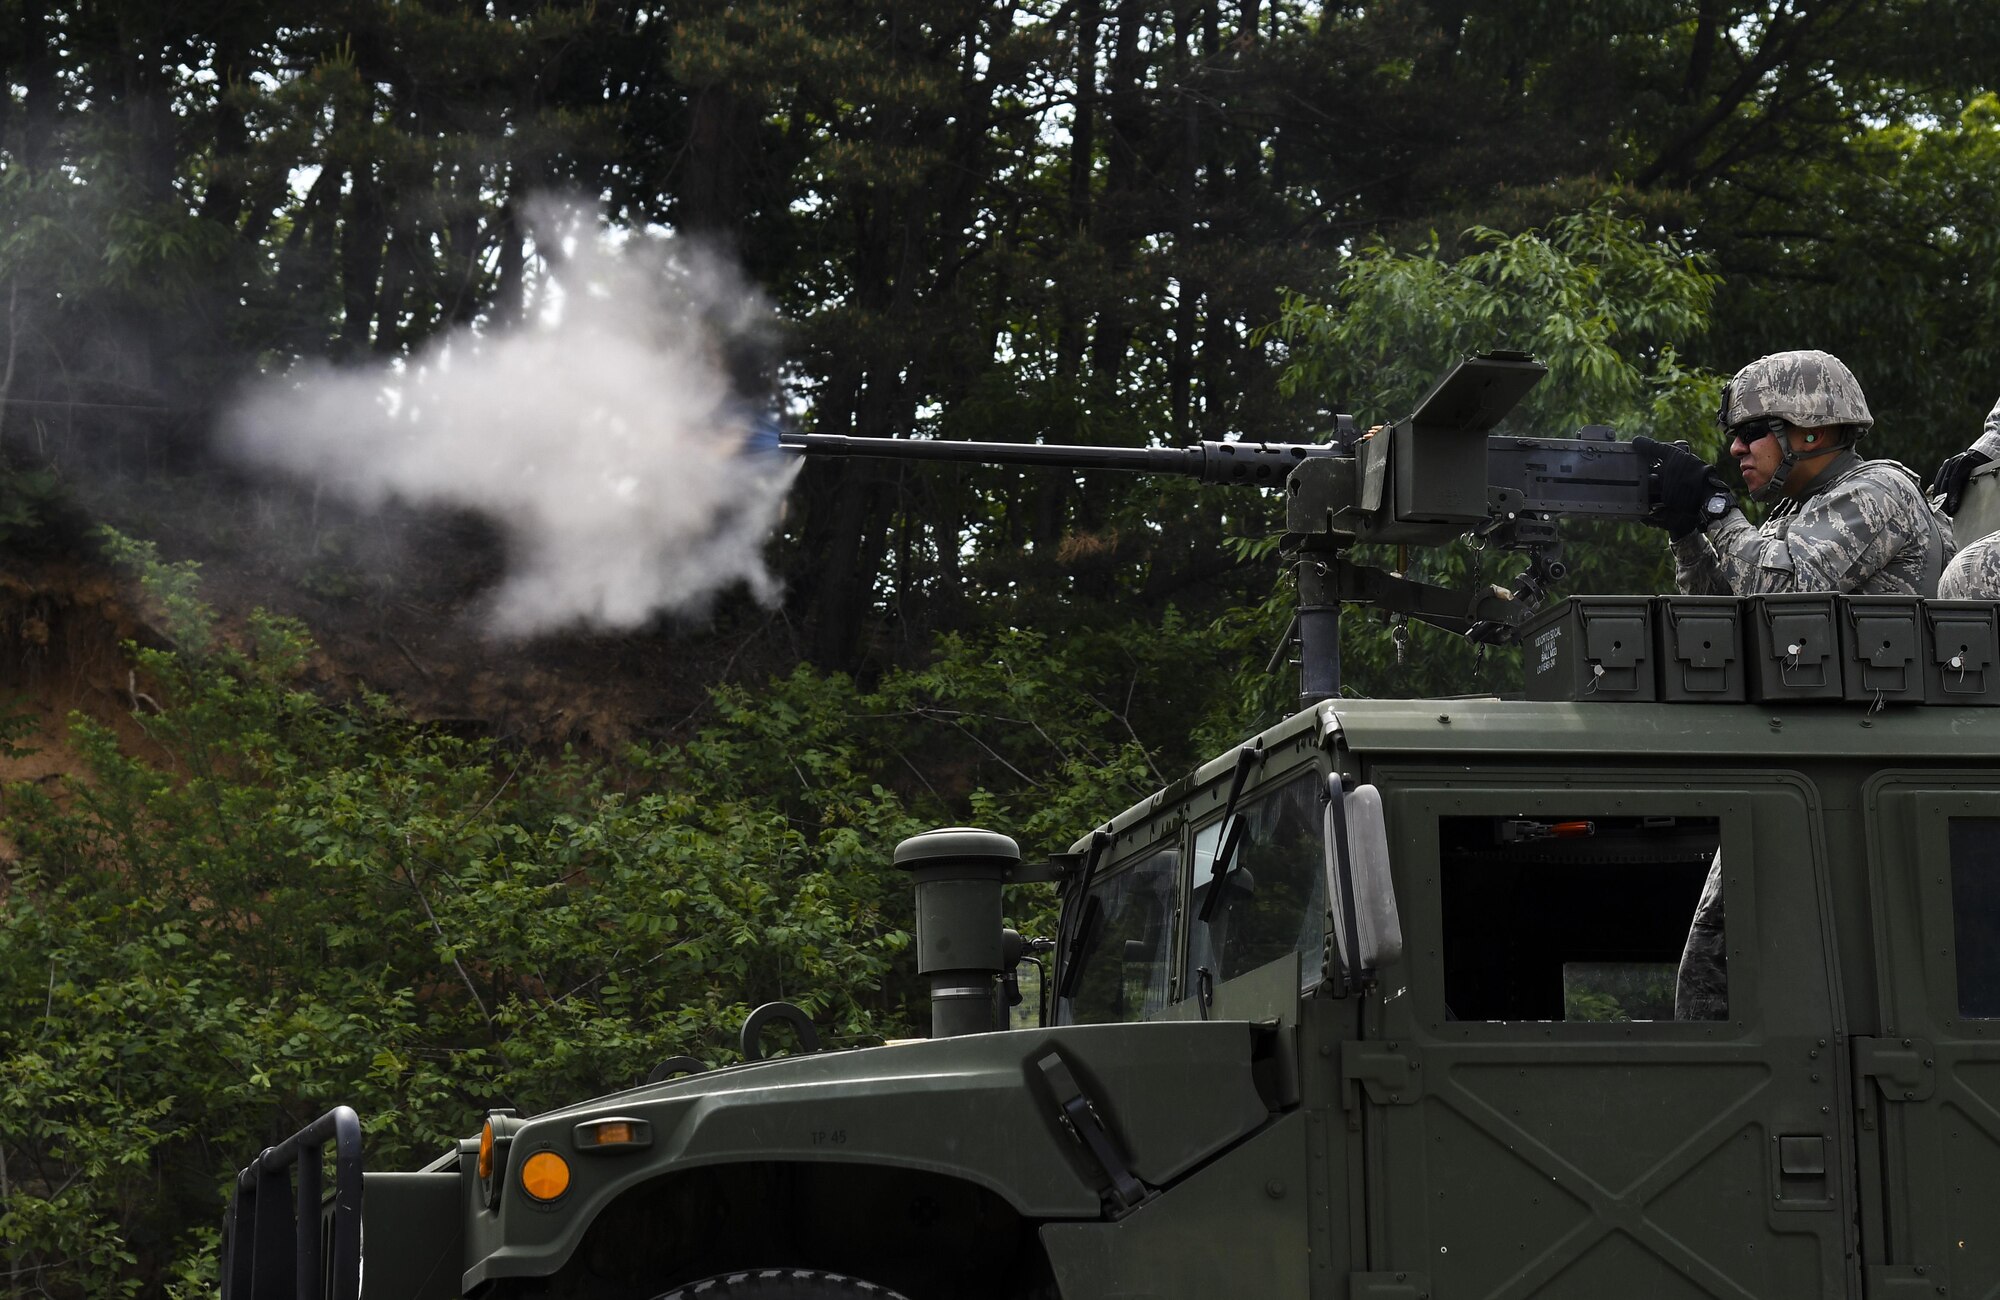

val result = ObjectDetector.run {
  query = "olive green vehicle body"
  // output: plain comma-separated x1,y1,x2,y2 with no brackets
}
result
319,693,2000,1300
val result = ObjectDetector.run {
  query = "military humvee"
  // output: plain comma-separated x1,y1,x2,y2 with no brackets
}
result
223,357,2000,1300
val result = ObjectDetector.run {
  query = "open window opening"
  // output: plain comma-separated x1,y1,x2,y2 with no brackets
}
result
1439,814,1719,1022
1950,818,2000,1018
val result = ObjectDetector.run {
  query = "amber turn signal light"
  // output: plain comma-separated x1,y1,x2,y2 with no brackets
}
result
478,1109,521,1211
573,1117,653,1151
520,1151,572,1201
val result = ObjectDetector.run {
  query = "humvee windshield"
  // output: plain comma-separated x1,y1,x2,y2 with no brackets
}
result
1059,845,1178,1024
1058,767,1330,1026
1188,770,1327,988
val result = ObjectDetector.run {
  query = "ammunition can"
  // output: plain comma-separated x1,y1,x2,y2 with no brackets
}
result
1748,594,1843,702
1840,596,1925,704
1655,596,1745,702
1521,597,1657,702
1923,600,2000,706
1390,421,1490,526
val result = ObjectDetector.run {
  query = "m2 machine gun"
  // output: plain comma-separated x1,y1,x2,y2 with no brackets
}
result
222,352,2000,1300
785,350,1653,701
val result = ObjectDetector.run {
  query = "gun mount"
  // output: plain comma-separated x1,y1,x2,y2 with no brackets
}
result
785,351,1656,703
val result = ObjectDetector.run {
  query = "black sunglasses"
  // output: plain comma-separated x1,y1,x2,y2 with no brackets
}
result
1726,415,1791,445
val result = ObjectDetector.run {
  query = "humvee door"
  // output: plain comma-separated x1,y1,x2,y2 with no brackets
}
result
1857,776,2000,1296
1358,770,1852,1299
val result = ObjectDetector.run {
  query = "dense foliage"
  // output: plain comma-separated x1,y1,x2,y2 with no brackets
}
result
0,535,1229,1295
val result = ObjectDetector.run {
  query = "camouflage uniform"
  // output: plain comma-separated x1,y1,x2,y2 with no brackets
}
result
1673,851,1728,1021
1940,533,2000,599
1670,450,1952,597
1668,352,1954,1022
1973,394,2000,461
1942,396,2000,598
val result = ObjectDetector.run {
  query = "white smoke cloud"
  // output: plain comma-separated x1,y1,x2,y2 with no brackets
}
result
221,196,796,637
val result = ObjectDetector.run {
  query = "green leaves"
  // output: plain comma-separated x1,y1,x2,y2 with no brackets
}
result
0,552,930,1298
1273,204,1724,445
1267,204,1728,698
3,525,1251,1297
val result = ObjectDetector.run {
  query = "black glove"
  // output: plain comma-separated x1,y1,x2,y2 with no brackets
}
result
1930,447,1992,516
1632,435,1732,541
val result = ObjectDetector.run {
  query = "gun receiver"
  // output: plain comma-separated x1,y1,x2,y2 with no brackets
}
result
784,352,1660,702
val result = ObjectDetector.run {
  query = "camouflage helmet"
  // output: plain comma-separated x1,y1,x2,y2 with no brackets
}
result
1719,350,1873,434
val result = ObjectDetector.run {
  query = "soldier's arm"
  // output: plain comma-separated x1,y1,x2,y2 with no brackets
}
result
1940,534,2000,600
1670,509,1752,595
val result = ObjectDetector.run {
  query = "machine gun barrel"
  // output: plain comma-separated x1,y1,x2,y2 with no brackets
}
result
780,432,1331,486
784,352,1675,704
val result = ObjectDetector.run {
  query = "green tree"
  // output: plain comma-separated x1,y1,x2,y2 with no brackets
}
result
0,538,920,1296
1703,93,2000,474
1,535,1223,1298
1265,204,1726,701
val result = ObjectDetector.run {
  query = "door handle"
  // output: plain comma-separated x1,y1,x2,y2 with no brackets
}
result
1775,1133,1828,1205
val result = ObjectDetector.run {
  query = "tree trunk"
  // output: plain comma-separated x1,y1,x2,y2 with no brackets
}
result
1088,0,1153,393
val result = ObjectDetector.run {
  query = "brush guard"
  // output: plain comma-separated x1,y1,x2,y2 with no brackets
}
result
220,1106,364,1300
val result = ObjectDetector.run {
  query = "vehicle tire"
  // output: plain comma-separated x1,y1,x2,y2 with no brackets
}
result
653,1268,913,1300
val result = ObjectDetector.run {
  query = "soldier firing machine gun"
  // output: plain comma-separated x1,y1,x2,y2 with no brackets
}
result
783,351,1661,703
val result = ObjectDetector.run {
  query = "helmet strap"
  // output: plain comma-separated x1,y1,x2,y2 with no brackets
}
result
1751,449,1795,503
1751,433,1845,503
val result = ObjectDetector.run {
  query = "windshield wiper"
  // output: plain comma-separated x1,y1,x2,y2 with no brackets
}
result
1054,829,1112,1000
1197,741,1263,923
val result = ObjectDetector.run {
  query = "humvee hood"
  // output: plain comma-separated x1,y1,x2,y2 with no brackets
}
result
465,1019,1276,1286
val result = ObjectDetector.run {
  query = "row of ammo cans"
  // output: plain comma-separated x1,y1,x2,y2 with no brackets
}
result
1521,595,2000,705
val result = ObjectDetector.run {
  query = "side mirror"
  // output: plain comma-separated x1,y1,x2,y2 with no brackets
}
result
998,928,1055,1030
1009,953,1047,1031
1324,779,1404,986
